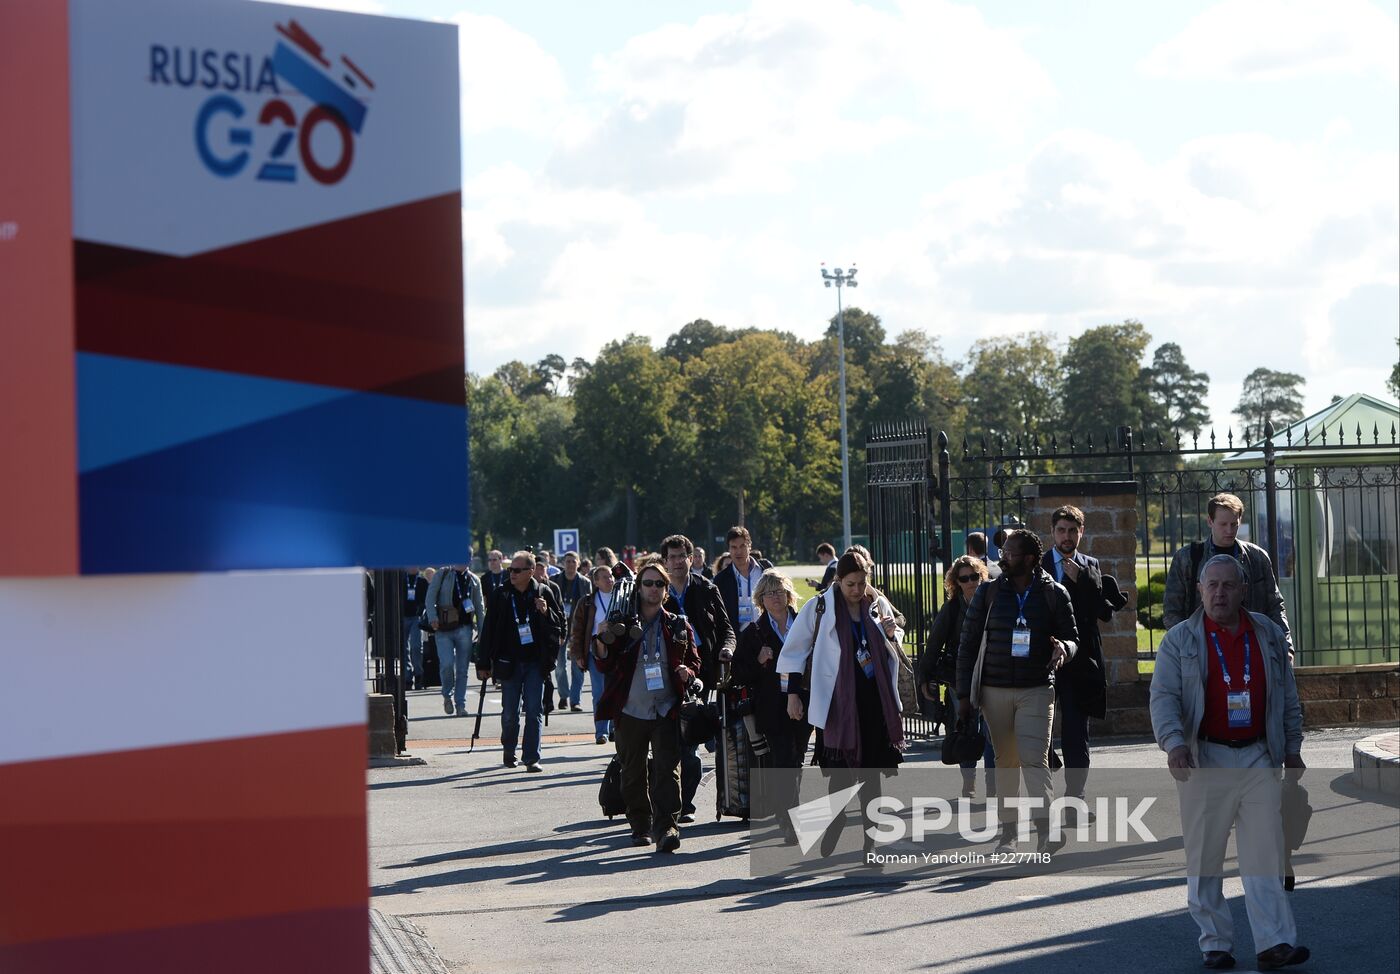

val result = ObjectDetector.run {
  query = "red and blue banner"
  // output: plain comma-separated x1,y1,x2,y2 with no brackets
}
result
3,0,467,576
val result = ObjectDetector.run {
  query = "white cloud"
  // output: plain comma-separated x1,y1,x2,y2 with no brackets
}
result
453,12,570,137
549,0,1054,194
1141,0,1400,83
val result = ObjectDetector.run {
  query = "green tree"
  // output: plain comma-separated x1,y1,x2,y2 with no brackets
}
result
1234,367,1306,441
822,306,886,370
1060,320,1155,440
1143,342,1211,434
962,332,1062,446
570,335,691,545
662,319,734,364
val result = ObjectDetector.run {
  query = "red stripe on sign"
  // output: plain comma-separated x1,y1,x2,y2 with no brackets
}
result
0,0,79,576
75,193,465,404
0,725,365,826
0,817,367,946
0,905,367,974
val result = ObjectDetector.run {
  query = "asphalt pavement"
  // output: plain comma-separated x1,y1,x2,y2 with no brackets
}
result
371,691,1398,974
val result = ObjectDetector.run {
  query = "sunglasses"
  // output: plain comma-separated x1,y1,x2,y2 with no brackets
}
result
638,578,668,588
508,566,530,574
956,574,978,583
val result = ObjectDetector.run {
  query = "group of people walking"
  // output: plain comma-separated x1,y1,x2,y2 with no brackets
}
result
400,489,1309,969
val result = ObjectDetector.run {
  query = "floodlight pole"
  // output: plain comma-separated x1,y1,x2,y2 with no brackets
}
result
820,265,858,552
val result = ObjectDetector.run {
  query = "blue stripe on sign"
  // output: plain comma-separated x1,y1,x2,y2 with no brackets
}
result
272,43,366,133
78,389,469,573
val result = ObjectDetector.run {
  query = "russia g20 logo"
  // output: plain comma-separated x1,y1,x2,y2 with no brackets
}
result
150,20,372,185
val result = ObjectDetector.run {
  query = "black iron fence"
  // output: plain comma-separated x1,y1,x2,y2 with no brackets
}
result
867,418,1400,735
365,569,407,753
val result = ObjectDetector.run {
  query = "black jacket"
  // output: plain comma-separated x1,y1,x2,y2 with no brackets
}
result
481,570,509,605
480,580,566,674
731,612,797,737
555,572,593,641
714,557,774,633
663,571,737,690
402,574,429,616
956,572,1079,697
1042,550,1112,718
918,594,967,688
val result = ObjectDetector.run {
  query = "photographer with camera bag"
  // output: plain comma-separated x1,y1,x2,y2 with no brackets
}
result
426,562,485,717
477,551,565,773
592,562,703,852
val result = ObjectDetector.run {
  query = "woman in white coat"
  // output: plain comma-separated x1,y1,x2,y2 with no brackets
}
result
777,551,906,771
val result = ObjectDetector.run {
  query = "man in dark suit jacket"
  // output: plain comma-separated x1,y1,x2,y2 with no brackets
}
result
1043,504,1114,803
713,525,775,634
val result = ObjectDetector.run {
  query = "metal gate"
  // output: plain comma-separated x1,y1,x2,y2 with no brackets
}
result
865,423,945,739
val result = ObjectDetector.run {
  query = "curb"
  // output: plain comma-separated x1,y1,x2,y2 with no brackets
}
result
370,909,451,974
1352,730,1400,796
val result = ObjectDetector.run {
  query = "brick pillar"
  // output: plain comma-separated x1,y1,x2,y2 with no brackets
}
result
1022,482,1148,733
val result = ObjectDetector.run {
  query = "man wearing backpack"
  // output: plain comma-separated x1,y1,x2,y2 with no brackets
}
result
426,562,486,716
1163,493,1292,657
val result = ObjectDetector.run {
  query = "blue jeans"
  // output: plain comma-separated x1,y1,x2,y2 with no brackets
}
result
435,626,474,709
554,645,583,705
401,618,423,686
587,655,611,738
500,663,545,765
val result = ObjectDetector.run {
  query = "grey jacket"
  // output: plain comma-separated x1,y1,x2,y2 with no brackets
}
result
426,568,485,637
1149,606,1303,768
1162,538,1291,654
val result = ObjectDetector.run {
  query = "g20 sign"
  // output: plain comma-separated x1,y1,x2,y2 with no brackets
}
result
151,19,372,185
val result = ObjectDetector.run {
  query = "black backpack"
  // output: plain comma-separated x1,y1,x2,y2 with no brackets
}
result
599,756,626,818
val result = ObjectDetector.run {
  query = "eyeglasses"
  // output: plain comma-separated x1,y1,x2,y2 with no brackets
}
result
956,574,978,583
638,578,667,588
508,566,530,574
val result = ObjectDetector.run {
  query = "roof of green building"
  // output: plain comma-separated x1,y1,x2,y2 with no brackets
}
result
1224,392,1399,465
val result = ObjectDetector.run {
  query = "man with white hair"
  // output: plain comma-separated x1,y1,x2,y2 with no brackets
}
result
1150,554,1308,971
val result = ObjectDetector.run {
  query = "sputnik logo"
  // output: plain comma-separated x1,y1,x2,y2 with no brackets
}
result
788,783,864,855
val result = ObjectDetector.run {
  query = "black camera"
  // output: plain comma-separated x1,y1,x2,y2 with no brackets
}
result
599,578,642,645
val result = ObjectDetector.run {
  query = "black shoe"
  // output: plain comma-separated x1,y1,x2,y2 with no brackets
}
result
1201,950,1235,969
656,830,681,853
525,762,543,773
1256,944,1309,971
503,757,519,768
570,704,583,712
678,812,695,824
630,832,651,847
596,735,608,745
1283,874,1295,891
558,698,569,710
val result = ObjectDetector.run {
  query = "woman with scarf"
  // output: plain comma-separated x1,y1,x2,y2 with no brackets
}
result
777,551,905,858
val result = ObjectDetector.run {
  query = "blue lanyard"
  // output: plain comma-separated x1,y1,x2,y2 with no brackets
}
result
850,619,867,650
1014,587,1032,626
510,591,528,627
643,616,664,662
1208,630,1252,687
668,581,688,608
735,564,751,597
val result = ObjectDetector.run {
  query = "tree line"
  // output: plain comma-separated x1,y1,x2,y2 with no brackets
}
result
467,313,1311,560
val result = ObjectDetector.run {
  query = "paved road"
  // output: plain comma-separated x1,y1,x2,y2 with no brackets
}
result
371,709,1399,974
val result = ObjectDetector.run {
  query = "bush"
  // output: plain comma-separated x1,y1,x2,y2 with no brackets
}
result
1138,581,1166,609
1138,603,1165,630
1149,570,1168,585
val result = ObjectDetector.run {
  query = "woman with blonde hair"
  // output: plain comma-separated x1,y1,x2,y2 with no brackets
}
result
732,569,806,776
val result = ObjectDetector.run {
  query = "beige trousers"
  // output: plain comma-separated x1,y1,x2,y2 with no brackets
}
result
979,684,1054,825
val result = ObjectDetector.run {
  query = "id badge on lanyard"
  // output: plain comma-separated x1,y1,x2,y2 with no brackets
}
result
1011,588,1033,658
738,595,755,627
1212,630,1254,728
643,625,665,690
853,623,875,679
513,597,533,646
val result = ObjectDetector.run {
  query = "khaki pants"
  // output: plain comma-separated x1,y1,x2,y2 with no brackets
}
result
979,684,1054,826
614,712,683,839
1179,741,1296,954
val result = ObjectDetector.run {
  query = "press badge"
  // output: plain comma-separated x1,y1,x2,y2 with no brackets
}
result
644,661,665,691
738,596,755,626
1011,627,1032,658
1227,690,1252,728
855,642,876,679
516,623,534,646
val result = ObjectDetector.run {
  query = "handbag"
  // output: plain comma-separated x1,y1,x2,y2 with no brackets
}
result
968,577,1002,710
940,716,987,766
886,637,919,714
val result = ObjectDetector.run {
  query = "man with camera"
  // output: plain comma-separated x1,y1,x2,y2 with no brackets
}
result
477,551,565,772
425,562,485,716
659,534,736,822
592,561,704,851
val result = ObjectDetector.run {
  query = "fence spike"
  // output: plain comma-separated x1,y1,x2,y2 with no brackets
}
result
1227,428,1234,449
1156,431,1164,450
1301,423,1309,444
1014,434,1023,457
1068,432,1076,452
1391,421,1397,444
1339,424,1346,446
1285,426,1293,446
1320,424,1328,445
1050,434,1058,455
961,436,970,458
980,436,988,458
1357,423,1363,444
1087,431,1095,452
1209,429,1216,450
1374,422,1380,445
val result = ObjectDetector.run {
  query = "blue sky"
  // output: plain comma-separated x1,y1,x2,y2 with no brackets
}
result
290,0,1399,431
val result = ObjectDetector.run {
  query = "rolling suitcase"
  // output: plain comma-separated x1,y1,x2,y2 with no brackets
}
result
715,684,751,820
419,638,441,688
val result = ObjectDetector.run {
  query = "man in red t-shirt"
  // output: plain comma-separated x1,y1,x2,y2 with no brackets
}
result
1150,554,1308,971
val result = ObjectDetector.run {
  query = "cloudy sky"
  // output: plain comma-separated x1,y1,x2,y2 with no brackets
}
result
294,0,1398,431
